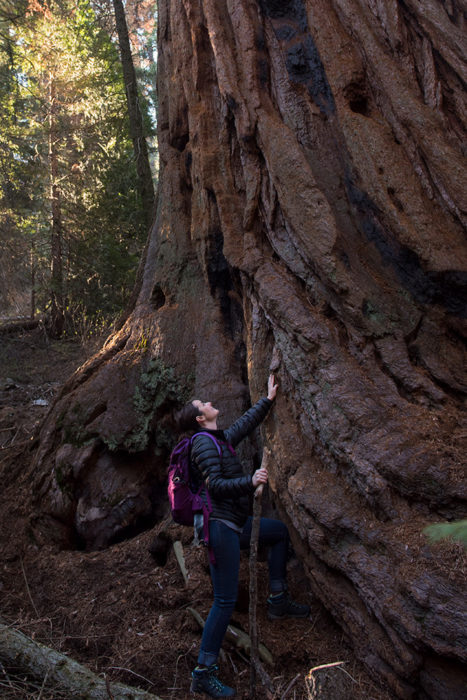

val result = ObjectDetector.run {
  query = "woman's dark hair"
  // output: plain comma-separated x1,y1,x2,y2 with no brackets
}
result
173,401,201,434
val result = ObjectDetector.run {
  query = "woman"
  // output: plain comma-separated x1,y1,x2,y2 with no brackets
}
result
175,375,310,698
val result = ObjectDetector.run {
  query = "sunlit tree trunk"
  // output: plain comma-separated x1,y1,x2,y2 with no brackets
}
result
112,0,155,229
48,74,64,338
30,233,35,320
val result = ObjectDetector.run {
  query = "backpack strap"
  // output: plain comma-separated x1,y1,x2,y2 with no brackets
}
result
191,433,235,456
219,440,236,457
190,431,223,451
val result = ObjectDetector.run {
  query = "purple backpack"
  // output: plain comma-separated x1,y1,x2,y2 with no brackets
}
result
167,432,221,556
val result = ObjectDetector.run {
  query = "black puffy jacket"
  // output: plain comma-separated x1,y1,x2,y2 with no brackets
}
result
191,397,272,529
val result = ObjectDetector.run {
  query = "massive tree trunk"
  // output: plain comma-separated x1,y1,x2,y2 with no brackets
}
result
30,1,466,697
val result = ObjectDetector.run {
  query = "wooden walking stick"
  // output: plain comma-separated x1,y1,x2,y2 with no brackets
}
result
249,447,274,698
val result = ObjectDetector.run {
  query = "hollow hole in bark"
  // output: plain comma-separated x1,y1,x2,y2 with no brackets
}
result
349,96,369,116
150,284,166,310
172,132,189,152
323,303,337,320
344,80,370,116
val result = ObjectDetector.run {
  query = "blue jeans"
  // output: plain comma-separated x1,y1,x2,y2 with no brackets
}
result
197,517,289,666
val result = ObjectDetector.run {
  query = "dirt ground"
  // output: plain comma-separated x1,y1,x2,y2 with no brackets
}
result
0,328,394,699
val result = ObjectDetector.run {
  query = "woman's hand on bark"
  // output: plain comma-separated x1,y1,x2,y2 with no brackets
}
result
267,373,278,401
252,467,268,487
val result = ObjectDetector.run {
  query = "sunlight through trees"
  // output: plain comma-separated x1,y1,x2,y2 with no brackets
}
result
0,0,157,335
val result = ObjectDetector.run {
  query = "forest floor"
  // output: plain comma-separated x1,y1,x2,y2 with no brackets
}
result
0,328,395,700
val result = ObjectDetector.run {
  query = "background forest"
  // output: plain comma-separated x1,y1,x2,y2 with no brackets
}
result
0,0,156,336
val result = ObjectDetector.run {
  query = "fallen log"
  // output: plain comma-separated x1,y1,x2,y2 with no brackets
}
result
0,318,40,334
0,622,161,699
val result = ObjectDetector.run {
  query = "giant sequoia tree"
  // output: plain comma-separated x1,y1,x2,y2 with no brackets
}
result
30,1,466,697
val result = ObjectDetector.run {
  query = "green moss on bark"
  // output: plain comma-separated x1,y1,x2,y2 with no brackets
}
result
103,358,189,453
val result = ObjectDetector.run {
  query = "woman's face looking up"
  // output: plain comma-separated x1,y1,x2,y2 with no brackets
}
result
192,400,219,425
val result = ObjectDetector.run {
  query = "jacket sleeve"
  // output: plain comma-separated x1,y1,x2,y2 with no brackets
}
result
224,397,273,447
191,434,253,498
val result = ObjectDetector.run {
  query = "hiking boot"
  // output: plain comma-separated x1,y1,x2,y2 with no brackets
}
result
190,664,235,698
267,592,310,620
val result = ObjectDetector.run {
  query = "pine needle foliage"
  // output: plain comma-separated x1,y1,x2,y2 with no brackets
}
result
0,0,156,329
